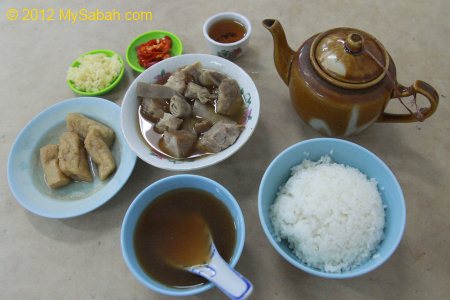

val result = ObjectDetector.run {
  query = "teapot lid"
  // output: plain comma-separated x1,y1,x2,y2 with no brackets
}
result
310,28,389,89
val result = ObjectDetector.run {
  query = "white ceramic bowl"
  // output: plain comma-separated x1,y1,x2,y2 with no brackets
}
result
121,53,260,171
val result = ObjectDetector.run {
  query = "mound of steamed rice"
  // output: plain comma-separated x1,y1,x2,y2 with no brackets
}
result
67,53,121,92
270,155,385,273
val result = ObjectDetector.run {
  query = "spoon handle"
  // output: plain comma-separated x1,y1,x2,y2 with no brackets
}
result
189,248,253,300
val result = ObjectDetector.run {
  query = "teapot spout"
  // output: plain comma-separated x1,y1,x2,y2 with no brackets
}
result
262,19,295,85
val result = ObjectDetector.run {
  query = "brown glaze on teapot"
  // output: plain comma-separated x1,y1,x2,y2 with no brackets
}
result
263,19,439,136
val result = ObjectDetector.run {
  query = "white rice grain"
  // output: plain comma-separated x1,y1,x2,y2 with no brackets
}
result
270,155,385,273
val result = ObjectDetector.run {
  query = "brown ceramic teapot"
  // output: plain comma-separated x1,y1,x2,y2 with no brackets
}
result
263,19,439,136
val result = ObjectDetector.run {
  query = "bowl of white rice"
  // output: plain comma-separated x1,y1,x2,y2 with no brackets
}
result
258,138,405,279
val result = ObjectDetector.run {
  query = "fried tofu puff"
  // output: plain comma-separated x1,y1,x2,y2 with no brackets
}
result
58,132,93,182
66,113,115,147
84,128,116,180
39,144,71,189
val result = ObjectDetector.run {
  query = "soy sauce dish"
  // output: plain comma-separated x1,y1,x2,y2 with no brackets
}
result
120,174,246,297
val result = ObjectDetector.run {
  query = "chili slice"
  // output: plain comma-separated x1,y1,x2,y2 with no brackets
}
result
136,36,172,68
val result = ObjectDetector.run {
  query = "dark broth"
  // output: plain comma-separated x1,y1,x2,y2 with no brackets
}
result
208,19,247,43
133,188,236,288
138,69,247,160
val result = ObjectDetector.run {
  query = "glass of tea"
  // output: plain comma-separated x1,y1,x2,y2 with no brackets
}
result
203,12,252,60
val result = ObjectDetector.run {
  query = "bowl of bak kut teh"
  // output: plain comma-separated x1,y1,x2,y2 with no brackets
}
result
121,53,260,171
121,174,246,297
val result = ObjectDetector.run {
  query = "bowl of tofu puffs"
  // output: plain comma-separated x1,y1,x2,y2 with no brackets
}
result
121,53,260,171
7,97,137,218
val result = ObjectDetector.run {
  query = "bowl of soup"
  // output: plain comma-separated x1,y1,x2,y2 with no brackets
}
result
120,174,246,297
121,53,259,171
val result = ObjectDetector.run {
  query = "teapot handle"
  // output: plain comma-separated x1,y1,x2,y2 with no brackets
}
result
378,80,439,122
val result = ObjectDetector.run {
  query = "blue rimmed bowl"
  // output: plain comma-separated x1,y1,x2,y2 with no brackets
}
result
121,174,246,296
258,138,406,279
7,97,137,218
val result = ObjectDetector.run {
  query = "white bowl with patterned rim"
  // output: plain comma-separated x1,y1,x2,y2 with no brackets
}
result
121,53,260,171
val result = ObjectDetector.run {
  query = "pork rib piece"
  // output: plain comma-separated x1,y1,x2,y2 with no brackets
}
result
141,98,165,120
193,100,232,124
136,82,183,99
155,113,183,133
162,130,197,158
164,70,187,94
216,79,241,115
184,82,213,104
181,61,203,82
197,120,242,153
198,69,227,87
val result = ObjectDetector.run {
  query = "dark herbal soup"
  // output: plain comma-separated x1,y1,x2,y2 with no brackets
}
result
138,95,246,160
133,188,236,288
208,19,247,43
137,63,246,160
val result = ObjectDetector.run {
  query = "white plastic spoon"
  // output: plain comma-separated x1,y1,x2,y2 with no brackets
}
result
162,212,253,300
187,240,253,300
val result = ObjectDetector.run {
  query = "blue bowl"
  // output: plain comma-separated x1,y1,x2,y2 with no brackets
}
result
258,138,406,279
121,174,246,296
